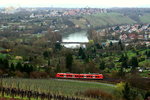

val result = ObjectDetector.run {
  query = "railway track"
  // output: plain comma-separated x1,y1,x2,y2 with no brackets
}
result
54,78,115,87
53,77,119,85
53,77,150,85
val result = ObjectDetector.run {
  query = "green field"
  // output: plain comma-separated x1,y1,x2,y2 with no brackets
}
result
69,13,136,29
69,12,150,29
1,78,115,96
140,13,150,23
84,13,136,27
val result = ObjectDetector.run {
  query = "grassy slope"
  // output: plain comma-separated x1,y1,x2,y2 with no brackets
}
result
139,13,150,23
83,13,136,28
68,12,150,29
69,13,136,29
2,78,115,96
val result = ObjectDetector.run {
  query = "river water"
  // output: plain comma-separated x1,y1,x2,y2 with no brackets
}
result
62,31,89,48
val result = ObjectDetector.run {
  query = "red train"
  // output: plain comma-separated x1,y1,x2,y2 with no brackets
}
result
56,73,103,79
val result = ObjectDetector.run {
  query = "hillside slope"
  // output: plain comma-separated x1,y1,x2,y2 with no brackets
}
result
139,13,150,23
69,13,136,29
84,13,136,27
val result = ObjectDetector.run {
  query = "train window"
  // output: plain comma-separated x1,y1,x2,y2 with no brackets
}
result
88,76,91,77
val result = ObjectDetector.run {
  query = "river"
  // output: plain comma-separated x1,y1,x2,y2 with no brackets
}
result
62,31,89,48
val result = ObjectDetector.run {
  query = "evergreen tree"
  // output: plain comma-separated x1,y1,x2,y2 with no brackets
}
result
136,50,139,55
81,51,86,59
122,83,131,100
66,53,73,72
118,40,124,50
119,54,128,62
148,51,150,57
48,60,50,66
0,59,4,70
24,64,33,74
78,47,83,57
78,47,86,59
3,59,9,69
16,62,23,71
23,64,28,73
43,51,50,58
131,57,138,68
10,63,15,71
0,59,9,70
29,65,34,73
119,54,124,62
122,60,128,68
145,51,150,58
92,47,96,54
109,41,113,47
118,39,122,45
55,42,61,50
99,60,105,70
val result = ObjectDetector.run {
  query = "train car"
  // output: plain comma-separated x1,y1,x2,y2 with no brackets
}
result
56,73,103,79
79,74,103,79
56,73,75,78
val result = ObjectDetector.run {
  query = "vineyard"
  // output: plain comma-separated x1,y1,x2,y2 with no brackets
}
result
0,78,115,100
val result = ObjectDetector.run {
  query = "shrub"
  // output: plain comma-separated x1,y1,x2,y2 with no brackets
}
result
111,70,118,78
127,75,150,90
116,82,125,92
82,89,114,100
30,71,48,78
14,71,24,77
114,82,125,99
122,82,144,100
144,91,150,100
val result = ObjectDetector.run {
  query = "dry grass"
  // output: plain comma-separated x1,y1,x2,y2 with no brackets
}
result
82,89,114,100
